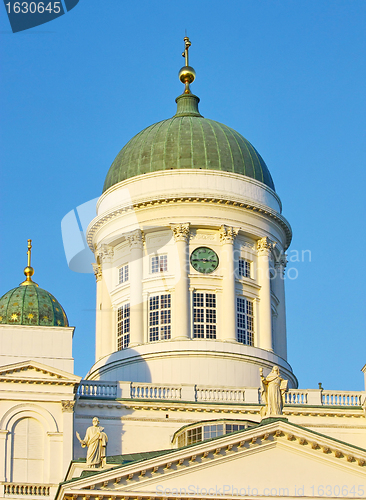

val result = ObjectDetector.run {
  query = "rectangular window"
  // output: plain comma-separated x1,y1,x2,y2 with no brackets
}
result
225,423,246,433
149,294,171,341
203,424,224,440
193,292,216,339
238,258,251,278
187,427,202,445
237,297,254,346
118,264,129,284
117,303,130,350
151,254,168,273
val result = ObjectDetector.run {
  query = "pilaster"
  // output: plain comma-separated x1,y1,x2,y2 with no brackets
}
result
61,400,75,476
0,430,8,482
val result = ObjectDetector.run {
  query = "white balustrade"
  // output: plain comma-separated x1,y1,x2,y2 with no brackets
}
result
4,483,50,496
130,382,182,400
76,380,364,408
78,381,117,398
322,390,363,406
196,386,245,403
285,390,308,405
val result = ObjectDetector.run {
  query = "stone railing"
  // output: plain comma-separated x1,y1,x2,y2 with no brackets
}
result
130,382,182,400
284,390,308,405
3,483,50,496
196,386,245,402
77,380,365,408
322,390,364,406
285,389,364,407
77,380,118,399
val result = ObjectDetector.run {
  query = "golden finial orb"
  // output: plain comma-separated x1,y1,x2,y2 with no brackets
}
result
179,66,196,85
179,36,196,94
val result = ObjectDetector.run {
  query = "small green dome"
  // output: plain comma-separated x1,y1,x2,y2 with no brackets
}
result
0,284,69,327
103,94,275,193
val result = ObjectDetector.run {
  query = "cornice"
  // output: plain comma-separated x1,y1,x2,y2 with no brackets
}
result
75,399,365,419
0,361,81,386
59,421,366,499
86,195,292,251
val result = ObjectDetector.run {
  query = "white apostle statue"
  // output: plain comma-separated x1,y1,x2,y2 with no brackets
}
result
260,366,288,417
76,417,108,468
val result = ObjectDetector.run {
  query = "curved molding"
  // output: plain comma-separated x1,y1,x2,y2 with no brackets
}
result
87,195,292,251
0,403,59,433
86,340,297,389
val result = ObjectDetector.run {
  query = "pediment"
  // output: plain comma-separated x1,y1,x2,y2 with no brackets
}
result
0,360,81,385
59,420,366,499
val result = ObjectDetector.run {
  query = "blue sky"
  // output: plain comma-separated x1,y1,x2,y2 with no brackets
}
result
1,1,365,390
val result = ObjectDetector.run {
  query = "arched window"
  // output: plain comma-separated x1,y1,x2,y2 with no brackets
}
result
11,417,44,483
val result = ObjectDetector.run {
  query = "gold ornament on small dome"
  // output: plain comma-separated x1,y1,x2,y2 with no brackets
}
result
20,239,38,286
179,36,196,94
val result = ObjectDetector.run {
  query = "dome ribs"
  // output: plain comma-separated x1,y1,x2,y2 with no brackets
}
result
102,115,275,192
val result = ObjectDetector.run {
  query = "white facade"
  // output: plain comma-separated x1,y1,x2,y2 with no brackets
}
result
87,170,294,389
0,324,80,498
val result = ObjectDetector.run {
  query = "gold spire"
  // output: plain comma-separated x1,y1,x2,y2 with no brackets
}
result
182,36,191,66
178,36,196,94
20,239,38,286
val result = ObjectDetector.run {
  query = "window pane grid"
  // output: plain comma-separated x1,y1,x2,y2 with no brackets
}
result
203,424,224,440
117,303,130,350
237,297,254,346
238,258,251,279
177,422,251,448
151,255,168,273
118,264,129,284
193,292,216,339
187,427,202,445
149,294,171,341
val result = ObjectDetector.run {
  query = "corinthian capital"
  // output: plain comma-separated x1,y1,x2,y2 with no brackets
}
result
92,263,102,282
61,400,75,413
170,223,190,242
275,254,288,271
95,244,114,263
257,237,274,255
126,229,144,250
219,225,239,244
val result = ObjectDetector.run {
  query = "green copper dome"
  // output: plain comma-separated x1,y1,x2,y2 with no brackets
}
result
103,94,275,193
0,284,69,327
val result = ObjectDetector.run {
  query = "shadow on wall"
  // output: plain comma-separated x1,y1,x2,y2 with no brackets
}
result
73,349,151,459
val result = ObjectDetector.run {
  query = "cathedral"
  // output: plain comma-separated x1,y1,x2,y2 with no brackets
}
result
0,38,365,500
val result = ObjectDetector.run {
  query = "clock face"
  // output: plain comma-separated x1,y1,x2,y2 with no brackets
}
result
190,247,219,274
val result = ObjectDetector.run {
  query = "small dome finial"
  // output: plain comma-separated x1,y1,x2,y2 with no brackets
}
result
178,36,196,94
20,239,38,286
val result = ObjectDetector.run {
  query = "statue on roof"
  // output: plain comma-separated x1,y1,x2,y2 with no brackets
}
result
260,366,288,418
76,417,108,468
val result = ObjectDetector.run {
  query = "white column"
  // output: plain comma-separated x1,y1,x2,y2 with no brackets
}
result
274,254,288,359
93,263,103,361
171,223,190,340
219,225,239,342
257,237,273,351
94,244,114,360
127,230,144,346
61,400,75,477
